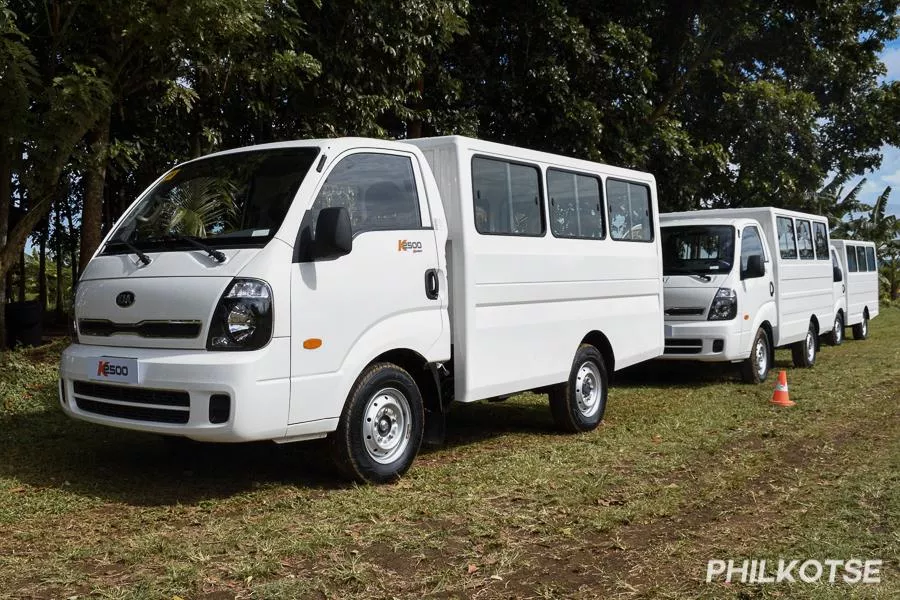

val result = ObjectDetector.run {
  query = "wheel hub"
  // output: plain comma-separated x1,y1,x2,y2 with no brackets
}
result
362,388,411,465
575,361,602,418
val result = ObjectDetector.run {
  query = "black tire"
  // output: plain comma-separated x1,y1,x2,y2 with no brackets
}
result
791,321,817,368
740,327,771,384
329,362,424,484
549,344,608,433
830,312,844,346
852,313,869,340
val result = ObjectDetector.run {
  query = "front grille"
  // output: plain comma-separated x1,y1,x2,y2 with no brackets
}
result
664,338,703,354
665,307,705,316
79,319,201,339
73,381,189,407
72,380,190,425
75,397,189,424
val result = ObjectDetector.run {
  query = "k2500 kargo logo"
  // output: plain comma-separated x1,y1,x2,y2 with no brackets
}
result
97,360,129,377
397,239,423,253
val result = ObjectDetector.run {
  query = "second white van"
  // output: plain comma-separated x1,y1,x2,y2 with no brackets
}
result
830,239,879,342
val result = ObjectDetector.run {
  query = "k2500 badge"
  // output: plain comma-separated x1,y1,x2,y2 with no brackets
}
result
397,240,423,253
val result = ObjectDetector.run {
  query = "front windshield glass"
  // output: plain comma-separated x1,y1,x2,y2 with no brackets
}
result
105,147,319,253
662,225,736,275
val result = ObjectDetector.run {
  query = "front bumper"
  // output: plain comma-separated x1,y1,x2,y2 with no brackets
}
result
59,337,292,442
659,320,747,362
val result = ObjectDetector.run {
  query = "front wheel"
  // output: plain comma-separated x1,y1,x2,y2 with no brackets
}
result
852,314,869,340
791,321,817,368
830,313,844,346
329,363,424,484
549,344,608,433
740,327,770,384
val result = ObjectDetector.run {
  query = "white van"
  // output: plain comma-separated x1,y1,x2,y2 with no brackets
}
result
829,239,879,342
659,207,834,383
59,135,664,483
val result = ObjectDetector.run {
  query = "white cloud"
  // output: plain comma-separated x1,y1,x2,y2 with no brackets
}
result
882,46,900,82
884,168,900,186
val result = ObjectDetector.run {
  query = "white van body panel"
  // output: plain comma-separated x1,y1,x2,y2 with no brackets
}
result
408,136,664,403
663,207,833,349
830,246,847,329
831,239,879,326
60,135,663,442
659,216,776,362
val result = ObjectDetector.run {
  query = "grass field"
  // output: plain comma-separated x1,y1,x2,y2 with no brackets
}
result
1,309,898,599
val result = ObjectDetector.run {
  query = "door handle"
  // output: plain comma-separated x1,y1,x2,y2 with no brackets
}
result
842,284,845,293
425,269,439,300
769,281,775,297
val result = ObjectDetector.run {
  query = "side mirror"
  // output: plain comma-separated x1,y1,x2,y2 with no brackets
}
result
312,207,352,260
833,266,843,282
741,254,765,279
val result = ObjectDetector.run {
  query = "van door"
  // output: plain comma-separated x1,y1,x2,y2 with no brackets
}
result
288,150,445,425
831,249,845,314
739,225,773,348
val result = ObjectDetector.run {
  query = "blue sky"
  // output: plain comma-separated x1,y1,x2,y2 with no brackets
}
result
855,37,900,217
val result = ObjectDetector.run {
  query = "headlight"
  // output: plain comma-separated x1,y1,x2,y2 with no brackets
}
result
207,278,273,350
708,288,737,321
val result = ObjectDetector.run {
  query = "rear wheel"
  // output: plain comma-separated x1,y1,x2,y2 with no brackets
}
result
549,344,608,433
852,313,869,340
791,321,817,368
740,327,770,384
830,312,844,346
329,363,424,484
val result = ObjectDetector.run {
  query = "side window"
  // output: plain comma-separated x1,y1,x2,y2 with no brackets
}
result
856,246,868,272
796,220,814,260
813,222,829,260
831,250,843,282
866,247,876,271
547,169,604,239
607,179,653,241
310,153,421,234
776,216,797,259
740,226,765,272
846,246,858,272
472,157,544,236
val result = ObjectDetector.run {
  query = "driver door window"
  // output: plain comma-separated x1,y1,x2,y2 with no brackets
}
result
740,226,765,276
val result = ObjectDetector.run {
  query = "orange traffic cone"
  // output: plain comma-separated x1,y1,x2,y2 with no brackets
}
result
770,370,795,407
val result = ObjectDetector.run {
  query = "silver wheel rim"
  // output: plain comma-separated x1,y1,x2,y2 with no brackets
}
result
834,317,842,343
575,361,603,418
755,337,768,379
361,387,411,465
806,331,815,362
863,319,868,336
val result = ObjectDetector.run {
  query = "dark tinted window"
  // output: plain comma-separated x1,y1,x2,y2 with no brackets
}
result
846,246,858,272
866,247,876,271
662,225,735,275
472,157,544,236
311,153,421,234
796,220,814,260
547,169,604,239
777,217,797,259
856,246,868,272
813,222,829,259
607,179,652,241
741,227,765,271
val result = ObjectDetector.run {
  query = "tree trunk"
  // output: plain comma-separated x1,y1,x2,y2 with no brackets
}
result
55,197,63,320
17,254,24,302
62,194,78,286
0,137,10,349
38,221,47,312
79,109,111,271
407,77,425,139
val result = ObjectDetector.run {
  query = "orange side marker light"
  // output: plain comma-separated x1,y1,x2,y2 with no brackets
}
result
303,338,322,350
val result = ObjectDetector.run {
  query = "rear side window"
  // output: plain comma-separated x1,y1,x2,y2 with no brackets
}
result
310,153,421,234
796,220,814,260
547,169,604,239
607,179,653,241
472,157,544,236
813,222,829,259
846,246,858,272
866,247,876,271
856,246,868,272
776,217,797,259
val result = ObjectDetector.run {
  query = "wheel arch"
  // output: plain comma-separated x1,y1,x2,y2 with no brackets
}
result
580,330,615,380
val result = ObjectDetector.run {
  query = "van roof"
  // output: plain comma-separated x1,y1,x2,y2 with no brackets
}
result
660,215,760,228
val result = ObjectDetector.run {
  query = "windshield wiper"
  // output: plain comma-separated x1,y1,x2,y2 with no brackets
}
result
164,234,227,263
666,269,712,282
107,239,151,265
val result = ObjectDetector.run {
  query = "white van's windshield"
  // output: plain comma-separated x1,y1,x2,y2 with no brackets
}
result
662,225,735,276
103,147,319,255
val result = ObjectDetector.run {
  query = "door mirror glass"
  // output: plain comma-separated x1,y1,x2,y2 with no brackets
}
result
313,206,352,260
833,266,843,282
741,254,765,279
